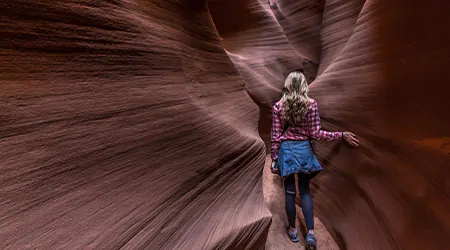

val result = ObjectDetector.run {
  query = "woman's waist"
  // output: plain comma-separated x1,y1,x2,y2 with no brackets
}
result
279,139,313,152
280,134,309,141
280,139,310,144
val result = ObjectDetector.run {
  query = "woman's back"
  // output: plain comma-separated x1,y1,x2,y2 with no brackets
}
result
271,98,343,162
270,71,359,250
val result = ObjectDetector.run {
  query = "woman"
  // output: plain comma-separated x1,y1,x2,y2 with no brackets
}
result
270,71,359,249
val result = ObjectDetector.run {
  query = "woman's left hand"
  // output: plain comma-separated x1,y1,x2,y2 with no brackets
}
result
270,161,279,174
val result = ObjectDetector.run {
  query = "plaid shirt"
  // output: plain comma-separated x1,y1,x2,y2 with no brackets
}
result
271,99,343,161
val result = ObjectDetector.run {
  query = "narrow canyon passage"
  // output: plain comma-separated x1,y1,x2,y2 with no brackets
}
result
1,0,449,249
210,0,450,249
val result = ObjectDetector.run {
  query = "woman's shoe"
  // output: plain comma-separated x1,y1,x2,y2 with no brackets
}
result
286,227,299,242
305,233,317,250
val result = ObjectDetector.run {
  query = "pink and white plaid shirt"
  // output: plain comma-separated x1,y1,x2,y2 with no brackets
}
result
271,99,343,161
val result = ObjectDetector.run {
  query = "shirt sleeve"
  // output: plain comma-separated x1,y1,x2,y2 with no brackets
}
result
271,103,283,161
307,100,343,141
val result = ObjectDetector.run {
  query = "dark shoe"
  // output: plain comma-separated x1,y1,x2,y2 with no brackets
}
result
286,227,299,242
305,233,317,250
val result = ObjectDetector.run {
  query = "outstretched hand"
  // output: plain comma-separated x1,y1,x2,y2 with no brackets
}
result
343,132,360,147
270,161,279,174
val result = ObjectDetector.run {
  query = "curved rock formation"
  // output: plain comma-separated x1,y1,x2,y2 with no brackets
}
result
1,1,269,249
309,1,450,249
210,0,450,249
1,0,450,249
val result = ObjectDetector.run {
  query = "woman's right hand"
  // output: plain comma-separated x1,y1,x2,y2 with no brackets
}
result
270,161,279,174
343,132,360,147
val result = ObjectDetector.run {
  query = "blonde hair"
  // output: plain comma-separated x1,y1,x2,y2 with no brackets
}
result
280,71,310,125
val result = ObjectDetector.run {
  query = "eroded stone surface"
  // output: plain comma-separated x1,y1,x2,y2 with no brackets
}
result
211,0,450,249
1,0,450,249
1,1,269,249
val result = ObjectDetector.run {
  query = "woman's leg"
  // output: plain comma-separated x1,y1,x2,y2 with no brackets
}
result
297,173,314,232
283,174,297,229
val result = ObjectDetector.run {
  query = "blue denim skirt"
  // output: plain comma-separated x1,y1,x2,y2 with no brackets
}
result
276,140,323,177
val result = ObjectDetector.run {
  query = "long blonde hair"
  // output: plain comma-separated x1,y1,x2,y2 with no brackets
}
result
280,71,310,125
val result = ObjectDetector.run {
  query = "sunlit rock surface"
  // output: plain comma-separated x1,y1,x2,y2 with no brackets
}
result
1,0,449,249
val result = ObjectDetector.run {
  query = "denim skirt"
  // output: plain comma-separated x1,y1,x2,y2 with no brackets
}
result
276,140,323,177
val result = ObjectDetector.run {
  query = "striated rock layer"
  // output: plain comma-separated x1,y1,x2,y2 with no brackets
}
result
309,1,450,249
1,1,270,249
2,0,450,250
211,0,450,249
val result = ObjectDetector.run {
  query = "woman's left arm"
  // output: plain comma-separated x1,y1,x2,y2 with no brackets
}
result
271,103,283,162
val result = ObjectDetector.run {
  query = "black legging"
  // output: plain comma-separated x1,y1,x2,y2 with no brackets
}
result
284,173,317,230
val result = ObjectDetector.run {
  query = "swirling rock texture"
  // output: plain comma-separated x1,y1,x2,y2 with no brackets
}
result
1,1,270,249
213,0,450,249
1,1,450,250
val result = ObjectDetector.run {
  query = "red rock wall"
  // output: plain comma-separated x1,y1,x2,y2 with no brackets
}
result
1,1,270,249
2,0,450,249
310,1,450,249
212,0,450,249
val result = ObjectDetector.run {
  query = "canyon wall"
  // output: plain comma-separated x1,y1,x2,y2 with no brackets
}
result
1,0,449,249
211,0,450,249
1,1,270,249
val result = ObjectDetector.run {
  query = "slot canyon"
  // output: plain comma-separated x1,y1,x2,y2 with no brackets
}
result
1,0,449,249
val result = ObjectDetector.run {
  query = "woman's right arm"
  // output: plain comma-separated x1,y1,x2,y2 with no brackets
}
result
307,100,360,147
307,100,343,141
